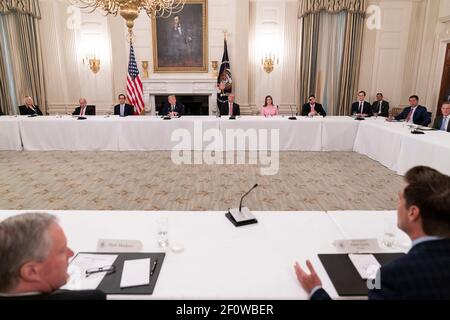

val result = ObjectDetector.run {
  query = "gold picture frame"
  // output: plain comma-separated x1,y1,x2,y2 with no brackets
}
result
152,0,208,73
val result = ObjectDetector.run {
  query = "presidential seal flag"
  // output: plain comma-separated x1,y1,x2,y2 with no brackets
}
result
218,38,232,93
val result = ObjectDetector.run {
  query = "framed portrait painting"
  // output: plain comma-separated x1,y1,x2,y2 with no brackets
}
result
152,0,208,73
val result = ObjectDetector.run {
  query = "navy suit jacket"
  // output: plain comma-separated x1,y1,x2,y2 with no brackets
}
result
433,116,450,132
395,105,431,126
73,105,96,116
19,105,43,116
301,103,326,117
114,104,134,117
371,100,390,117
351,101,372,116
161,102,185,116
219,102,240,116
311,239,450,300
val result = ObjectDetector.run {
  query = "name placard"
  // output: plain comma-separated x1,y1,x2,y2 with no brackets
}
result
333,238,381,253
96,239,143,253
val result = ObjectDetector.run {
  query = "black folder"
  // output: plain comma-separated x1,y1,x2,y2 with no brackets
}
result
318,253,405,297
76,252,165,295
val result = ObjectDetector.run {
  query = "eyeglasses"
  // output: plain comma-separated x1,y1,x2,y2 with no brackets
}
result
85,265,115,278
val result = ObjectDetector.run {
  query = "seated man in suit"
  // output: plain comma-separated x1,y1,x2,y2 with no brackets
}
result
114,94,134,117
72,98,95,116
294,165,450,300
301,95,326,117
0,212,105,300
219,94,240,116
392,95,431,126
0,105,4,116
371,93,390,117
351,91,372,117
161,95,185,117
433,102,450,132
18,97,43,116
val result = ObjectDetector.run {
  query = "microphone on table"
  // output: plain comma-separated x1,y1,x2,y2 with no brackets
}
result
226,184,259,227
288,105,297,120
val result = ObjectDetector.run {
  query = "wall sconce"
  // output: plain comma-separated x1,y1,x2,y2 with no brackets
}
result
142,61,149,79
83,53,100,74
261,53,279,74
211,60,219,77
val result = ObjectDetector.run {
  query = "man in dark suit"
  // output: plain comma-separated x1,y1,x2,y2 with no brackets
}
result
72,98,95,116
161,95,185,117
294,166,450,300
394,95,431,126
114,94,134,117
219,94,240,116
433,102,450,132
301,95,326,117
0,105,4,116
351,91,372,117
18,96,43,116
371,93,390,117
0,212,105,300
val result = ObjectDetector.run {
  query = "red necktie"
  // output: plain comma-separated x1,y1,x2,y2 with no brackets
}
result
229,103,233,116
406,109,413,122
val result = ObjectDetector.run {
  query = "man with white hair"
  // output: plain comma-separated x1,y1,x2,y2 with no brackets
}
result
0,212,105,300
18,97,43,116
72,98,95,116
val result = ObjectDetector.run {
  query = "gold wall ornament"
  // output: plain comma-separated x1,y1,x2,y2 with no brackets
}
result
261,53,279,74
83,54,101,74
72,0,186,38
142,60,149,78
211,60,218,77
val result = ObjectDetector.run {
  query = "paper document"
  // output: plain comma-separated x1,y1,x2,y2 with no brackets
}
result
63,253,118,290
120,258,151,288
348,254,381,279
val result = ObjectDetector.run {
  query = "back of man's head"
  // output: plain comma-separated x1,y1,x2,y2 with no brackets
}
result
0,213,57,293
404,166,450,238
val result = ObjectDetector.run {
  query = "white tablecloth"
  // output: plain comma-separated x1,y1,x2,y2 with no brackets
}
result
219,116,322,151
4,116,450,176
397,130,450,176
19,116,119,151
0,117,22,151
0,210,348,300
321,117,360,151
118,116,219,151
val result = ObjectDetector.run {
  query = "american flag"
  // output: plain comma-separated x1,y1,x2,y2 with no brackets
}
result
127,44,145,115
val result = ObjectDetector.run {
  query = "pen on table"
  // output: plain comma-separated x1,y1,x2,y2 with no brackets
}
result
150,260,158,276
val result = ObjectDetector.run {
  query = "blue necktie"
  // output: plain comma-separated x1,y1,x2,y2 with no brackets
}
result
441,117,448,131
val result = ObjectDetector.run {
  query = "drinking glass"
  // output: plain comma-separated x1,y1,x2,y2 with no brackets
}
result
382,217,396,248
157,217,169,248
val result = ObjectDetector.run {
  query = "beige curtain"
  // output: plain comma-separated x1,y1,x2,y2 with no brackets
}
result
298,13,320,114
0,0,45,115
297,0,366,116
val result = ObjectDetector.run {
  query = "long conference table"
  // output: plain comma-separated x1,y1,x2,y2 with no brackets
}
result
0,210,411,300
1,115,449,175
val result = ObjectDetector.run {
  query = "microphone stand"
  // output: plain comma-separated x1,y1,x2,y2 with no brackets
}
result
226,184,259,227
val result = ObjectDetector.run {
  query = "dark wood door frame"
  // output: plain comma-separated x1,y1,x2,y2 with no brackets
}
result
437,43,450,117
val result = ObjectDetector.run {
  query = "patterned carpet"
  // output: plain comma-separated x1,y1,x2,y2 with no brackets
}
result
0,151,404,211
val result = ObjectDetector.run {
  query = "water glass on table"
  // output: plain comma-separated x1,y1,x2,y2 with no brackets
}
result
156,216,169,248
382,217,397,248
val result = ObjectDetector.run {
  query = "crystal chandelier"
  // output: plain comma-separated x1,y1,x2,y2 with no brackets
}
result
72,0,185,33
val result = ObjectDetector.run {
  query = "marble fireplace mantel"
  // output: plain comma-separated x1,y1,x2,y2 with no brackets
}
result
142,75,219,115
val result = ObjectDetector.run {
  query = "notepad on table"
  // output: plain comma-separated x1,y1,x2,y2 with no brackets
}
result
120,258,151,288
